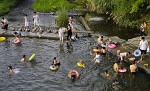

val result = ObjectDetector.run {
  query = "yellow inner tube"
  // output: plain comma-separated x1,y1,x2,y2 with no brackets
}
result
50,65,59,71
77,62,85,68
93,49,101,53
0,37,6,42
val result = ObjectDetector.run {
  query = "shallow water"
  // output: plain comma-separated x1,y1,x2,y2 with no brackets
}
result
0,37,150,91
88,16,140,40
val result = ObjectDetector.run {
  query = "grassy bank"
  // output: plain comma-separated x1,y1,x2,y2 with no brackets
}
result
0,0,20,15
32,0,82,12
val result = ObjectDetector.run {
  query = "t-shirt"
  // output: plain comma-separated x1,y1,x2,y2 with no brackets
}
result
139,40,148,50
33,15,39,22
120,52,128,57
59,28,65,34
2,19,8,25
95,54,101,63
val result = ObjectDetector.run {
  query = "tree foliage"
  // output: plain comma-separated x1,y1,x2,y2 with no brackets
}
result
80,0,150,28
0,0,20,15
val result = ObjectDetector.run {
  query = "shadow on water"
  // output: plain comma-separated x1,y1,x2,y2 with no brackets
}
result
87,15,140,40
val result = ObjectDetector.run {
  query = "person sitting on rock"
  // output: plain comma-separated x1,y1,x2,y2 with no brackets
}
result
130,61,138,75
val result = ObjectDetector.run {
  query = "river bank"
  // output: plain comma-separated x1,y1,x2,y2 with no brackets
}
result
0,0,21,15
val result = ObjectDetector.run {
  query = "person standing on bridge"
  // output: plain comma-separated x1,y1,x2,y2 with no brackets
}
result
58,27,66,44
1,16,9,30
24,14,29,31
33,12,39,28
67,24,72,40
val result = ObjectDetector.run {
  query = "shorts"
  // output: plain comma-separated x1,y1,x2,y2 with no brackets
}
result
4,24,8,30
101,53,106,56
140,50,146,54
25,22,29,27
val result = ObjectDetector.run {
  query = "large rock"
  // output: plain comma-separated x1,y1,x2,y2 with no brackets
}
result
110,36,126,44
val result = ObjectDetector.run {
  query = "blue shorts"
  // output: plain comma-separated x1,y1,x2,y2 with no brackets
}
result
140,50,146,54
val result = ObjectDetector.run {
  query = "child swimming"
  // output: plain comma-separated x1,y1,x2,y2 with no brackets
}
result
21,55,26,62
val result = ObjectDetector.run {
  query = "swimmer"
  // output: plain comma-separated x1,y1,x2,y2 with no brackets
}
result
119,52,131,61
113,61,120,72
71,72,76,80
14,32,21,38
101,47,106,56
112,79,119,85
97,35,104,46
52,57,60,66
92,52,102,63
112,79,122,91
102,70,111,78
21,55,26,62
13,35,21,43
8,66,14,75
130,61,138,75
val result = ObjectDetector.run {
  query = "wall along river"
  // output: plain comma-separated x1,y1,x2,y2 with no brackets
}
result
0,37,150,91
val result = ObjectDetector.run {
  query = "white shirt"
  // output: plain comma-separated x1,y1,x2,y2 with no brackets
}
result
2,19,8,25
139,40,148,50
120,52,128,57
33,15,39,22
95,54,101,63
58,28,65,36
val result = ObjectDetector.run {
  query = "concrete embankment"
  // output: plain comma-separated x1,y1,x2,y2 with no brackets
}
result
79,16,150,75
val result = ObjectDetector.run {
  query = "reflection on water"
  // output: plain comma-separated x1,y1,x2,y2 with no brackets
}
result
0,37,150,91
88,16,140,40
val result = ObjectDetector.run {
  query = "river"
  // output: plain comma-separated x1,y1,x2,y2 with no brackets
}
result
0,0,150,91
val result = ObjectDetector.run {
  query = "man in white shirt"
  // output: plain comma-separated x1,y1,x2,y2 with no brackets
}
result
139,37,148,54
33,12,39,27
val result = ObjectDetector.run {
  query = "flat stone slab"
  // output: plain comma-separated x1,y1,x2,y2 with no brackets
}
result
0,31,59,40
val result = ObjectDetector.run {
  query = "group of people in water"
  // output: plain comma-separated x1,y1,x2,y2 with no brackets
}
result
95,30,149,81
1,11,149,85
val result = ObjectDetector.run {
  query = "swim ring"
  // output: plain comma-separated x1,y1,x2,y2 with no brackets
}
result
50,65,59,71
68,70,80,79
13,39,21,44
77,62,85,68
29,54,35,61
129,58,135,61
108,44,116,49
134,49,141,57
119,69,127,73
93,49,101,53
0,37,6,42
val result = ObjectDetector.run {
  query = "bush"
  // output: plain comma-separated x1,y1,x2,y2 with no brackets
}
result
32,0,83,12
0,0,20,15
55,8,68,27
